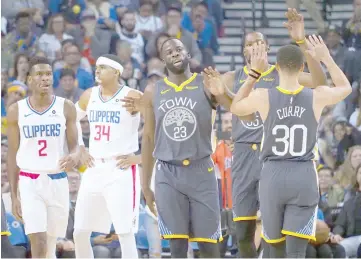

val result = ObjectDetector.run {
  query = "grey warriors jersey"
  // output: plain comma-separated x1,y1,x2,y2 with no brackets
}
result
232,65,279,143
153,73,214,161
260,86,318,162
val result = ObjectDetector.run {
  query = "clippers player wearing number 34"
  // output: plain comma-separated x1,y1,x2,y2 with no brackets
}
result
230,36,352,257
73,54,142,258
7,57,80,258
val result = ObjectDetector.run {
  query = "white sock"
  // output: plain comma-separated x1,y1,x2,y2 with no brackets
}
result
46,235,57,258
73,230,93,258
118,232,138,258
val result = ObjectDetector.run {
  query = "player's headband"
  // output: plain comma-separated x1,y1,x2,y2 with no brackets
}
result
7,86,26,96
96,57,124,75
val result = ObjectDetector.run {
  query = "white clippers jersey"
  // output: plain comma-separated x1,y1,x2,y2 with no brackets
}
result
87,85,140,159
17,96,66,172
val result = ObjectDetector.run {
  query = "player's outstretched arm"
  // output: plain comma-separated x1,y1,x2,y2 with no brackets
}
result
284,8,327,88
6,103,22,221
306,35,352,112
141,84,157,215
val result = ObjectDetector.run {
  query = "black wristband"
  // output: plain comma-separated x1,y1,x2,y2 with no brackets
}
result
250,69,261,76
249,73,259,80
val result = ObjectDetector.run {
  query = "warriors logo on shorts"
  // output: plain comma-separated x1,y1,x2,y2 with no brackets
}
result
162,106,197,142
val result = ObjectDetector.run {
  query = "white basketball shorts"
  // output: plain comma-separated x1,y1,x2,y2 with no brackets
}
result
18,171,69,237
74,158,140,234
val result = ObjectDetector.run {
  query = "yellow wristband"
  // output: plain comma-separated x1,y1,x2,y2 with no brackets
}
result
296,39,306,44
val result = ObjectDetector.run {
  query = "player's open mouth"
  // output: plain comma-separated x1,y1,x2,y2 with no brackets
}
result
173,60,182,65
41,85,50,89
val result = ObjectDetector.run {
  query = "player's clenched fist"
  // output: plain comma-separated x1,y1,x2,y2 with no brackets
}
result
250,41,268,73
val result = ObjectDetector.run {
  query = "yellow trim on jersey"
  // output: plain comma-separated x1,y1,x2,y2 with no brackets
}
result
261,233,286,243
189,236,224,243
233,215,258,221
276,85,304,95
162,234,189,239
281,230,316,241
1,231,11,236
260,132,265,151
164,73,198,92
243,65,276,80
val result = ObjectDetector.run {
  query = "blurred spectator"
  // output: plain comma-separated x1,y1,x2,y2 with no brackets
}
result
91,227,121,258
342,0,361,50
9,53,30,85
1,0,44,23
325,25,348,72
38,14,73,62
335,145,361,192
109,0,140,19
319,166,345,208
118,11,146,66
53,39,92,73
54,68,84,103
182,1,219,67
86,0,118,30
349,88,361,130
135,1,163,40
331,168,361,258
3,12,38,57
53,43,94,89
49,0,86,24
202,0,224,36
113,40,141,72
285,0,327,32
120,61,140,89
145,5,202,69
145,0,167,18
139,68,165,92
154,32,170,59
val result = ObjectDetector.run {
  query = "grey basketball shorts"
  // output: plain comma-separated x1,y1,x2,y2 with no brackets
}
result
259,160,319,244
232,143,261,221
154,156,222,243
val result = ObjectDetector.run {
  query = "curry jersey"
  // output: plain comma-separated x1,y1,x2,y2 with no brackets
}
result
260,86,318,162
87,85,140,159
232,65,279,144
17,96,66,172
153,73,214,162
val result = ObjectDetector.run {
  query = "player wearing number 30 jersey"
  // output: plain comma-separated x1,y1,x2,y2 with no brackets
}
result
231,37,352,257
73,55,142,259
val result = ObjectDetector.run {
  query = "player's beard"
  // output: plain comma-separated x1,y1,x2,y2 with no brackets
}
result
167,58,189,75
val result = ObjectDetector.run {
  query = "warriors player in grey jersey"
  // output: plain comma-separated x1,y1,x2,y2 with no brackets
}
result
230,36,351,257
205,9,327,257
140,38,231,258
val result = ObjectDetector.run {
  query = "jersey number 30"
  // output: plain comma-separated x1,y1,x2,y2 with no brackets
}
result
272,124,307,156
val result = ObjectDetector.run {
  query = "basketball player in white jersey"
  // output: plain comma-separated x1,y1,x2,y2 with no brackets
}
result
73,54,142,258
7,56,80,258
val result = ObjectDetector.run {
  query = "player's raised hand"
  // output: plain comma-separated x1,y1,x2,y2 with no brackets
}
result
284,8,305,42
12,197,23,222
250,41,268,73
305,35,331,63
120,96,142,114
202,67,224,96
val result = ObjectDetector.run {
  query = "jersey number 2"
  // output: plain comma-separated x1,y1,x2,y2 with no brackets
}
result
272,124,307,156
94,125,110,141
38,140,47,157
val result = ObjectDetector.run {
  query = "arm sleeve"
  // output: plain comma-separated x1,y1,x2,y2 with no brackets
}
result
75,102,87,146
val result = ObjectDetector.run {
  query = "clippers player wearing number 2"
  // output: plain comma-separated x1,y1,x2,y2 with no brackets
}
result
73,54,142,258
230,36,352,257
7,57,79,258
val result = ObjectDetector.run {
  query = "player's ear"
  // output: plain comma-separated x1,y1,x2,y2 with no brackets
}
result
27,75,32,84
187,53,191,59
275,63,279,71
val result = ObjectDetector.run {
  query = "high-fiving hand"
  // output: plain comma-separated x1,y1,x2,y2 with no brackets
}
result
202,67,225,96
250,42,268,74
284,8,305,42
305,35,331,63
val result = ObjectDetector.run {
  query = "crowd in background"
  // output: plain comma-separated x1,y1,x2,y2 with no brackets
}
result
1,0,361,258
